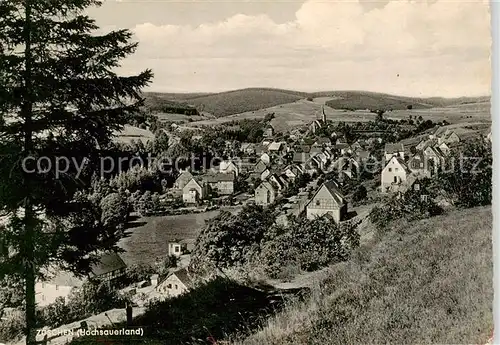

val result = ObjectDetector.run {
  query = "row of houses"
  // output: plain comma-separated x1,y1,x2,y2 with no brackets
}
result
381,126,486,193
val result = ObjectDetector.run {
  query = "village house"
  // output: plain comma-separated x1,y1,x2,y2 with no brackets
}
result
202,173,235,195
260,152,271,165
36,270,83,307
183,178,208,203
267,173,289,193
384,143,405,162
292,151,311,165
253,160,268,174
284,164,304,181
255,144,268,156
240,143,256,155
156,267,193,298
174,170,193,190
437,142,451,155
423,145,445,168
254,181,277,206
334,143,351,156
407,151,432,178
88,251,127,287
168,242,183,257
219,160,239,176
306,181,347,224
267,141,287,154
260,168,272,181
35,251,128,306
381,156,411,193
263,124,275,138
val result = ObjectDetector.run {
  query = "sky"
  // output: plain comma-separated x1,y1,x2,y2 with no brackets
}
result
88,0,491,97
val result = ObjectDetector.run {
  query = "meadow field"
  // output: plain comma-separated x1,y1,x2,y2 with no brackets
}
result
190,98,491,133
118,207,242,266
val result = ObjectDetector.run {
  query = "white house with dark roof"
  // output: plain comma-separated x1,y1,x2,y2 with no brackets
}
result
306,181,347,223
219,160,239,177
174,170,193,190
254,181,277,206
381,156,411,193
155,267,193,298
183,178,208,203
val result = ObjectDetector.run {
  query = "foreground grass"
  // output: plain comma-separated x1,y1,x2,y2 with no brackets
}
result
235,206,492,345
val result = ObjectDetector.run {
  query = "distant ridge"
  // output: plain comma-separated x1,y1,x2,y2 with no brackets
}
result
143,88,490,118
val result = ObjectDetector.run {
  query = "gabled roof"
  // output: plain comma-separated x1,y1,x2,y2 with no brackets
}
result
293,152,310,163
90,252,127,277
203,173,235,183
297,145,311,153
313,137,331,146
41,267,84,288
385,143,405,154
257,181,276,193
357,150,370,159
385,156,411,174
175,170,193,182
307,180,346,207
254,161,268,173
172,267,193,287
268,142,284,151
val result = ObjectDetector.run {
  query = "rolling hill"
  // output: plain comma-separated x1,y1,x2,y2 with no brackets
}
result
143,88,489,118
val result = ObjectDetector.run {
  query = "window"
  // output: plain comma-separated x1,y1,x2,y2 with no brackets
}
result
55,285,59,291
388,168,392,172
42,295,45,301
167,284,172,288
414,184,420,191
421,195,429,202
316,200,320,206
175,285,178,290
393,176,398,183
394,168,398,172
420,162,424,168
41,283,45,289
175,246,180,253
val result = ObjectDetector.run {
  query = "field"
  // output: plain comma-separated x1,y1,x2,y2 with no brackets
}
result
190,97,491,133
236,206,493,345
143,89,489,118
191,98,376,132
117,211,220,265
118,207,241,266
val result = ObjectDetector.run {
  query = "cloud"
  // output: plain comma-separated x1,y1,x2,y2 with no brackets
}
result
122,0,491,97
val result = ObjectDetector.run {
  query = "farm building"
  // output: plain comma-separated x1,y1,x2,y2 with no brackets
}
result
306,181,347,224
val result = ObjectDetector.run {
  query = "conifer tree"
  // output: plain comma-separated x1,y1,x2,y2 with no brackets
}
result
0,1,152,343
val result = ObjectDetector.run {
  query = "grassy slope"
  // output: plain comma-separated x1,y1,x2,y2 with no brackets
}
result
236,206,492,345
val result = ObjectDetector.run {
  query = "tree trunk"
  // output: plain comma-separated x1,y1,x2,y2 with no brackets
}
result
22,0,36,344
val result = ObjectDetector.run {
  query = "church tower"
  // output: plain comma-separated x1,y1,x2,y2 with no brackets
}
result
322,106,327,123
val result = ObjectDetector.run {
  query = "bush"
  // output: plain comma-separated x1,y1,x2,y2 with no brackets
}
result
189,205,276,275
0,311,24,342
259,216,360,278
352,185,368,203
369,181,443,230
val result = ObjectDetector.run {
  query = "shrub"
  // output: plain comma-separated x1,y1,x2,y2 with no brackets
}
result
259,217,360,278
0,311,24,342
352,185,368,203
